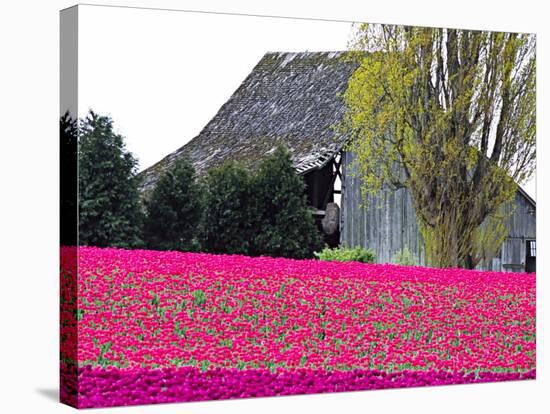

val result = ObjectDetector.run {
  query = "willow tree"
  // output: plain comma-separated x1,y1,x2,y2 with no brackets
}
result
342,24,535,269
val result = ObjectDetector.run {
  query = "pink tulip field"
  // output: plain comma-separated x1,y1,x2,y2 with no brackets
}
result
60,246,536,408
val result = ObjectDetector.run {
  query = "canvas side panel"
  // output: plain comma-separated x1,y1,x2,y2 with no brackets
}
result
60,5,79,408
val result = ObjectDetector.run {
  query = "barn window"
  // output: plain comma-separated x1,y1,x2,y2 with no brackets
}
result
527,240,536,257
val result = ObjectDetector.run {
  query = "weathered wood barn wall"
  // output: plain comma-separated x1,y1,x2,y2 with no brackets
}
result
493,191,536,272
340,151,425,265
340,151,536,272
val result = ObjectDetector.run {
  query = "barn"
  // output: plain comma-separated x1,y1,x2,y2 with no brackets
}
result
139,51,536,273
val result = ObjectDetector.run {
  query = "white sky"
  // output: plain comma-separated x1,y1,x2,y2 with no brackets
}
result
78,5,536,199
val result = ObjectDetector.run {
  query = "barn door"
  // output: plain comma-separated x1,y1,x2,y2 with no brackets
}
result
525,240,536,273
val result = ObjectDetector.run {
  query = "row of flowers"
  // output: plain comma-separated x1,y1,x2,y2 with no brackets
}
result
62,364,535,408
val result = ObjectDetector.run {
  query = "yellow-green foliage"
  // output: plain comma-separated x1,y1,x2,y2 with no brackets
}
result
342,24,535,268
391,248,418,266
315,246,376,263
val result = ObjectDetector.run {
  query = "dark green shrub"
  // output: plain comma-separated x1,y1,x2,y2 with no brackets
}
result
60,112,78,246
315,246,376,263
200,162,254,255
200,146,322,259
250,146,323,259
143,158,203,251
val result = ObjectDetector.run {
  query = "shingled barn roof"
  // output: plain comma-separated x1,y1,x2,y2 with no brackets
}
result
139,51,358,193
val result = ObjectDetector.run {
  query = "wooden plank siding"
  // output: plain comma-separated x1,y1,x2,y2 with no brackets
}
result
340,151,425,265
340,151,535,272
490,191,536,272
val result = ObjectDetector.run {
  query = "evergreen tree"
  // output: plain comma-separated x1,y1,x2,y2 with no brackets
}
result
251,146,322,259
144,158,202,251
78,111,144,248
201,162,254,255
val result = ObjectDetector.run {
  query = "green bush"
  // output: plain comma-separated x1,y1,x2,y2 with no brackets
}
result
143,157,203,251
391,248,418,266
200,162,254,255
200,145,322,259
60,112,78,246
315,246,376,263
250,146,323,259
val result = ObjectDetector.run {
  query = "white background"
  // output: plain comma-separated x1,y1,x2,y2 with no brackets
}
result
78,6,353,174
0,0,548,413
